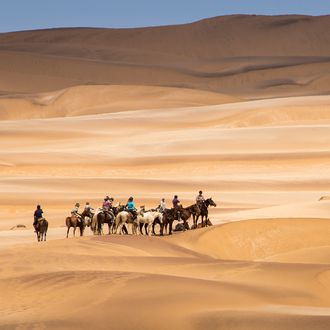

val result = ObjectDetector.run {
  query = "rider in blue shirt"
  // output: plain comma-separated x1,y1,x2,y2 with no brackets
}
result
126,197,137,219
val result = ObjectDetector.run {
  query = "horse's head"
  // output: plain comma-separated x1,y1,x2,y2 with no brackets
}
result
206,198,217,207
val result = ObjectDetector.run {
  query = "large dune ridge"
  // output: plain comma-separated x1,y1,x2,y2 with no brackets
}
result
1,14,330,330
1,15,330,98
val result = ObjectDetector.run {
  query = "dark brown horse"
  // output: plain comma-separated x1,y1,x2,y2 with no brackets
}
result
179,204,201,229
160,204,200,235
81,209,93,227
91,206,126,235
35,218,48,242
160,208,177,236
94,210,115,235
66,214,85,238
194,198,217,228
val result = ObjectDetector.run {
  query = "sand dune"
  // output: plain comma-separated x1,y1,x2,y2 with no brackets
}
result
1,94,330,231
1,14,330,330
1,15,330,98
1,222,330,329
0,85,238,120
170,218,330,262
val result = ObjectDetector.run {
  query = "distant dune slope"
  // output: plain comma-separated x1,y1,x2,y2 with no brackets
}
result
0,85,238,120
1,15,330,98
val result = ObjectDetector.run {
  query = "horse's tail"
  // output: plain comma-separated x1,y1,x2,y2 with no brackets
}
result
43,219,48,233
97,213,103,234
115,213,123,233
155,213,163,224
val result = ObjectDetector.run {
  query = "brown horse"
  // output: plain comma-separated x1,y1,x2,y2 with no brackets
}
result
94,210,115,235
81,209,93,227
194,198,217,228
161,204,198,235
179,204,201,230
35,218,48,242
91,206,124,235
66,214,85,238
161,208,177,236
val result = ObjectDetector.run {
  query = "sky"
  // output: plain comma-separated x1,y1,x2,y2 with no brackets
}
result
1,0,330,32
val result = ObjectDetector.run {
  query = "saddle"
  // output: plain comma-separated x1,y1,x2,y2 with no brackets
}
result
36,217,45,223
127,211,137,222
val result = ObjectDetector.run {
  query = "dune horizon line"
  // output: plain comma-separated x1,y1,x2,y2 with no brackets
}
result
2,13,330,34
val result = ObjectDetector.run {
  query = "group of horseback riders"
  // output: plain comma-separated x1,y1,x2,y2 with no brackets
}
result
33,190,209,230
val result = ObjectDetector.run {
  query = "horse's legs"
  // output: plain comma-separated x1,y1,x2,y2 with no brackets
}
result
195,214,200,229
73,225,77,237
118,223,123,235
169,220,173,235
152,221,157,235
139,222,143,235
160,223,164,236
148,223,153,236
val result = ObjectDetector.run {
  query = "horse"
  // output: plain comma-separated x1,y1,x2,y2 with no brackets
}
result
91,205,127,235
81,209,94,227
35,218,48,242
161,208,180,236
178,204,200,230
115,211,138,235
194,198,217,228
66,214,85,238
137,210,163,236
90,208,105,235
95,210,115,235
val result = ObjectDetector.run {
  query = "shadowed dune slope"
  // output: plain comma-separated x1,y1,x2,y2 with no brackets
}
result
170,218,330,263
1,15,330,98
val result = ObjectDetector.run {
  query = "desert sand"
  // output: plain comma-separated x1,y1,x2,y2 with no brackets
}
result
0,15,330,329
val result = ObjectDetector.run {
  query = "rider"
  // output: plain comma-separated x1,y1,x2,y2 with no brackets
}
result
102,196,114,218
108,197,114,208
196,190,205,209
159,198,166,213
84,202,94,218
103,197,110,210
33,205,44,230
172,195,181,220
71,202,82,222
126,196,137,219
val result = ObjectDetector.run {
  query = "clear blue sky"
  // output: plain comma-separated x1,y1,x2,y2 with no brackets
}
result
1,0,330,32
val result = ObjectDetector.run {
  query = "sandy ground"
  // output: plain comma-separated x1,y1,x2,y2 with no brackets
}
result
1,14,330,330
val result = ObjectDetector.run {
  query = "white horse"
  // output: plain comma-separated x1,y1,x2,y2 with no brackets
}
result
91,208,103,234
115,211,138,235
137,210,163,236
